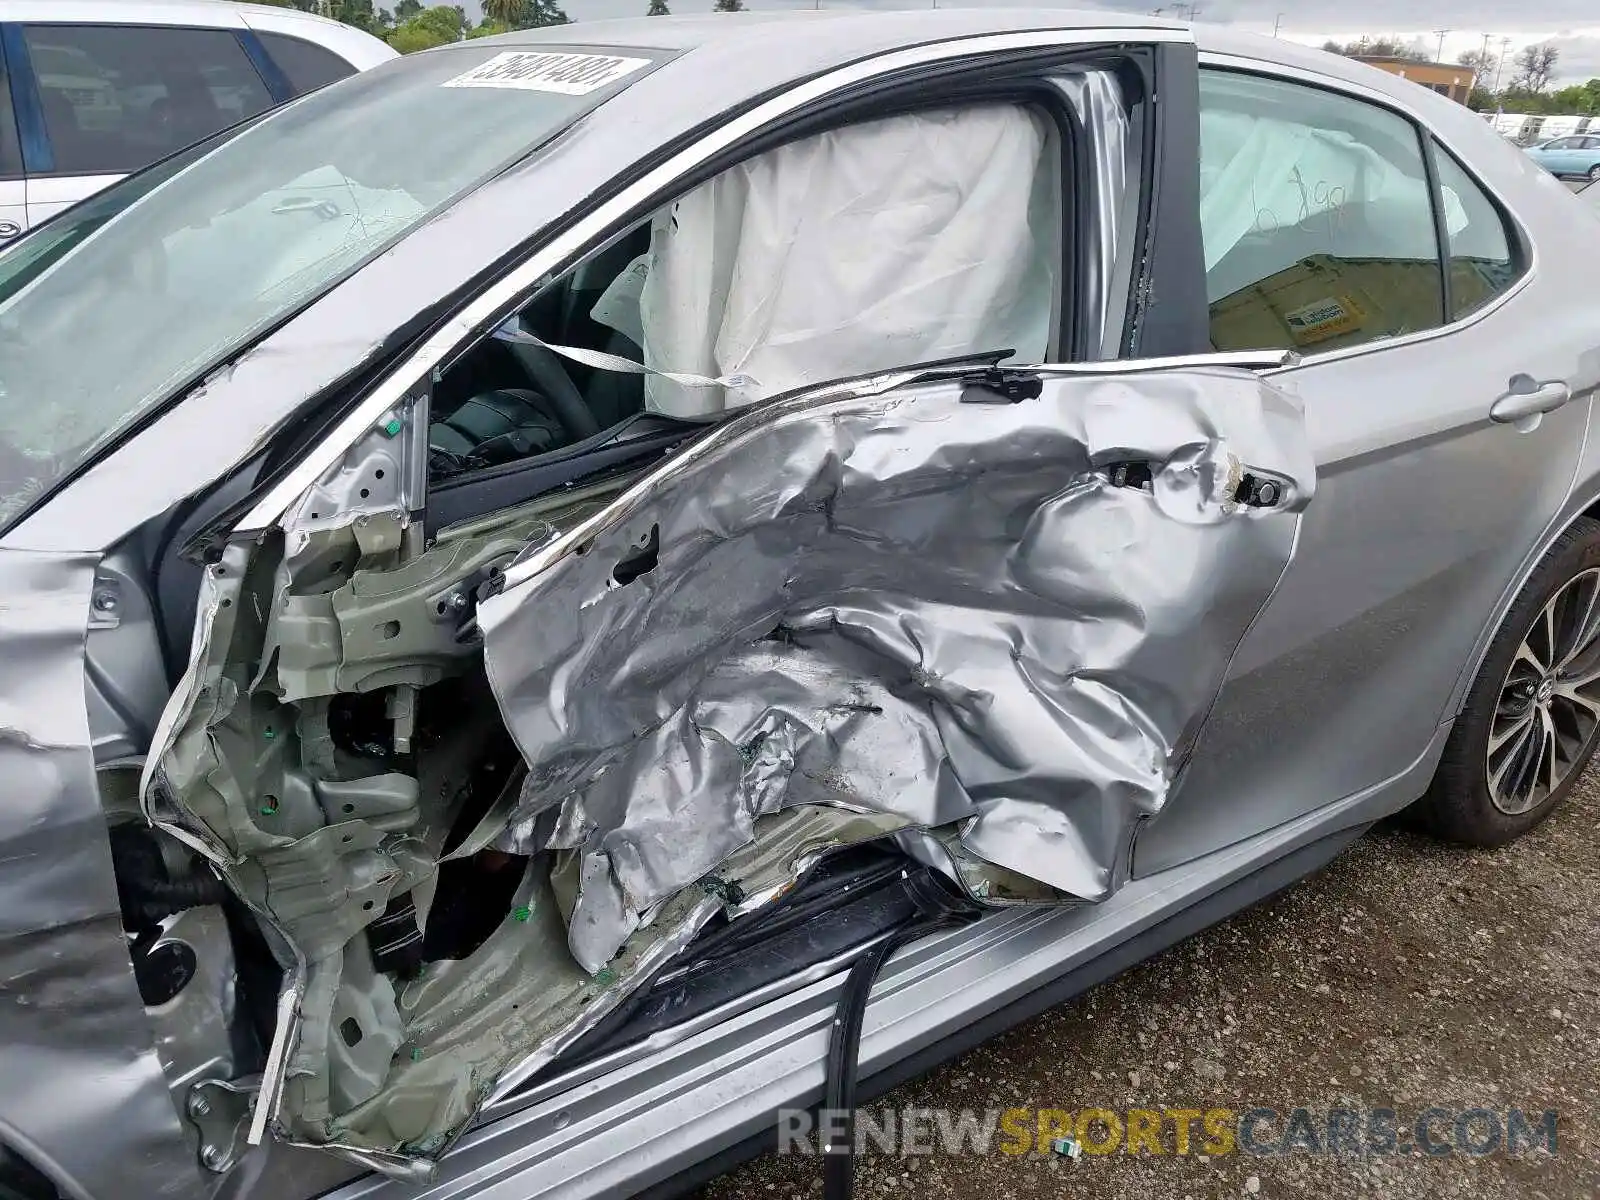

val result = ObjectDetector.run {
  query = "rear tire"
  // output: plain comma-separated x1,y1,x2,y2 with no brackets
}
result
1416,517,1600,845
1588,164,1600,182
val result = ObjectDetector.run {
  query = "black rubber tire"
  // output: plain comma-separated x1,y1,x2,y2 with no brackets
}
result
1415,516,1600,846
1588,164,1600,182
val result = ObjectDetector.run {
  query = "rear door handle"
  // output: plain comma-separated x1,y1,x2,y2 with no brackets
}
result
1490,377,1572,423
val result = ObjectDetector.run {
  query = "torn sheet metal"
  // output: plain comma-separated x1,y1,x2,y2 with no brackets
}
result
478,367,1315,972
0,549,203,1200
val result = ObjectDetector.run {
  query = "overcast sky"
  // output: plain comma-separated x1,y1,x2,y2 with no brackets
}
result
464,0,1600,85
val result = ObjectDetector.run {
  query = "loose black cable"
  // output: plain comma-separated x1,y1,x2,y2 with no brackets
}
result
820,872,980,1200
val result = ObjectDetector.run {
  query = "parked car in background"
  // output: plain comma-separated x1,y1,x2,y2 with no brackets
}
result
2,14,1599,1200
1524,132,1600,179
0,0,395,240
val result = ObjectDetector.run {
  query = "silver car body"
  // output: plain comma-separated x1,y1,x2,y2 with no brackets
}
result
1,11,1597,1200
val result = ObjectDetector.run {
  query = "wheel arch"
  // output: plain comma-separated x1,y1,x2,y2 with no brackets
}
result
1444,481,1600,722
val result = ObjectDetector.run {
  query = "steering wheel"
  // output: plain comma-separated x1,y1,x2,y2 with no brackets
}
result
491,317,603,443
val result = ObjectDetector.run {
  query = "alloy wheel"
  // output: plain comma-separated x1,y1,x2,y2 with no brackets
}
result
1488,567,1600,814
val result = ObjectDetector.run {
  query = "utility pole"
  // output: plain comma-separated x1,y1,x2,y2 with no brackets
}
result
1493,35,1512,94
1272,12,1283,37
1434,29,1450,62
1472,31,1492,98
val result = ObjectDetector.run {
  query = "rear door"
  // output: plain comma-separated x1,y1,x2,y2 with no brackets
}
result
1137,60,1588,872
1548,136,1584,175
1579,134,1600,175
12,19,275,225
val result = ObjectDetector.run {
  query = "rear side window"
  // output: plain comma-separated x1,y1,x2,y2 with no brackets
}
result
1199,70,1444,355
256,31,357,94
1431,144,1518,320
23,24,273,175
0,38,22,178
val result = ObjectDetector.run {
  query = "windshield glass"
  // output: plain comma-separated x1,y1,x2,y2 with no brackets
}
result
0,44,664,530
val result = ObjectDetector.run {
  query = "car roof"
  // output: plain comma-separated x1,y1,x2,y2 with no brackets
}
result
0,0,272,22
451,8,1177,56
422,10,1498,133
0,0,377,34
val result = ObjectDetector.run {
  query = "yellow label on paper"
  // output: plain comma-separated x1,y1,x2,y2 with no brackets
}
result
1282,295,1365,344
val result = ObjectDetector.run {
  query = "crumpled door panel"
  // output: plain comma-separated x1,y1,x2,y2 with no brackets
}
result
479,367,1316,972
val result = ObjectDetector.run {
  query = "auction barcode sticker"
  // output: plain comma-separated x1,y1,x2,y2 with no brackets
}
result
442,51,652,95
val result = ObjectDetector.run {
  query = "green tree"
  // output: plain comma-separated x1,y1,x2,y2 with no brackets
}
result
1499,86,1559,114
386,3,466,52
1550,79,1600,115
647,0,671,13
393,0,423,20
713,0,745,10
482,0,527,26
524,0,568,25
296,0,380,33
479,0,566,28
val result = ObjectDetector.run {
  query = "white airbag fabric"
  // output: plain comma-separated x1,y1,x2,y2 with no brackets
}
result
625,104,1059,416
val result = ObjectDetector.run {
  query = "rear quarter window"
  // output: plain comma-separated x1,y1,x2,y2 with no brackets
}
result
256,31,357,94
1198,69,1444,355
0,36,22,178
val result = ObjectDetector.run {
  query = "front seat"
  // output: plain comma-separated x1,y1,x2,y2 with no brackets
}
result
430,389,566,470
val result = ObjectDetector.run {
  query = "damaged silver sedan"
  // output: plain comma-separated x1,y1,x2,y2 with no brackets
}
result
2,12,1598,1200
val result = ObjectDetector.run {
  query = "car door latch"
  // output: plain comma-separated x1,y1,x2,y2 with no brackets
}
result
1235,472,1287,508
1101,463,1289,509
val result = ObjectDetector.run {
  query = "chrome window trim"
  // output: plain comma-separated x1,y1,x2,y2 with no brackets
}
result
1195,51,1537,377
236,24,1193,534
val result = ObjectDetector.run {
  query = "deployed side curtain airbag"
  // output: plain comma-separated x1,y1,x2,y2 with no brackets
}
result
618,104,1059,416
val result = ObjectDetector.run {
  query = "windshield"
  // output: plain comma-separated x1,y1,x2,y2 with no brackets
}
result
0,44,664,531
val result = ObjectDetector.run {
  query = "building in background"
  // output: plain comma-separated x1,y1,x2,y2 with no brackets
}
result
1353,56,1475,104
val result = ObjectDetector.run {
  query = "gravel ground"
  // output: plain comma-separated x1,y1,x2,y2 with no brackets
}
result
698,768,1600,1199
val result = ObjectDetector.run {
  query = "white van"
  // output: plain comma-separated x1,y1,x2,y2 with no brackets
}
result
0,0,395,239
